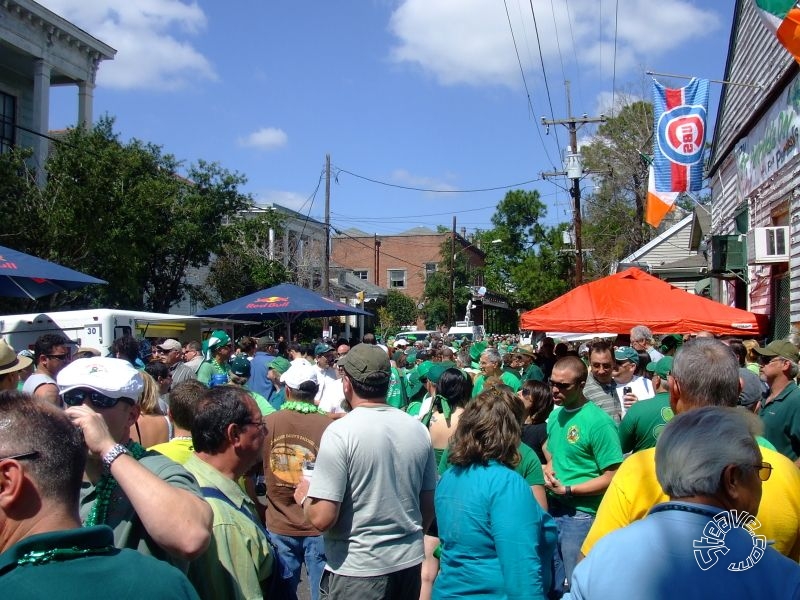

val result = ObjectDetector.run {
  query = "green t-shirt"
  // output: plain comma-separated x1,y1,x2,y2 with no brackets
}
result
759,381,800,461
523,363,545,383
196,359,229,386
545,400,623,514
438,442,543,486
618,392,674,454
472,371,522,397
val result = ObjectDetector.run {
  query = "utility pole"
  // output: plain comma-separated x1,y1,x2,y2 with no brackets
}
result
542,81,606,286
447,216,456,327
323,154,331,337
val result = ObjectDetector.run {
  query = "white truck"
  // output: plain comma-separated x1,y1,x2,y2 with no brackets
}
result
447,321,485,341
0,309,237,354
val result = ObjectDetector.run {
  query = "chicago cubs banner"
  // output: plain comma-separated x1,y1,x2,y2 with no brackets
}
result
652,78,710,192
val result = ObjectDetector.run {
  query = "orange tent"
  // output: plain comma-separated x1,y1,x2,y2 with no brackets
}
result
519,268,767,336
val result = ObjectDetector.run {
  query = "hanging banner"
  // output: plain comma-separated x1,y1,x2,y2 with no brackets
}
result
645,166,680,228
753,0,800,64
652,78,710,192
734,72,800,197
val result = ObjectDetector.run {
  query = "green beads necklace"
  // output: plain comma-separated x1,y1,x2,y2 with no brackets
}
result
281,400,327,415
84,440,147,527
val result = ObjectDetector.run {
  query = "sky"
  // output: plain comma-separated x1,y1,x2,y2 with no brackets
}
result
40,0,733,238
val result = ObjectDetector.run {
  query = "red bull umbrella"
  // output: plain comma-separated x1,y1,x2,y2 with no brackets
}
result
195,283,372,337
0,245,106,299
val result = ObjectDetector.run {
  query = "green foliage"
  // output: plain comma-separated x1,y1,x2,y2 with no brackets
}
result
421,237,476,328
195,212,291,306
385,290,417,326
0,117,251,313
581,100,655,278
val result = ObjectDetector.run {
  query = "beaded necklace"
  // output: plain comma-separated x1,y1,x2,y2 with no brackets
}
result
15,545,116,568
281,400,327,415
84,441,147,527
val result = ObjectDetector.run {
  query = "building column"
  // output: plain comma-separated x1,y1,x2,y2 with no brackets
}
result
32,59,51,186
78,80,94,127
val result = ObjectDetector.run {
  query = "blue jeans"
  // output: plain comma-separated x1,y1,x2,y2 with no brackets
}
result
550,504,595,589
269,532,326,600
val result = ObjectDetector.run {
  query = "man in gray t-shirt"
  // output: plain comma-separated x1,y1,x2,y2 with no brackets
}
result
295,343,437,600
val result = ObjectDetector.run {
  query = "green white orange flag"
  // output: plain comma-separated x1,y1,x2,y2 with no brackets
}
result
645,165,679,228
754,0,800,63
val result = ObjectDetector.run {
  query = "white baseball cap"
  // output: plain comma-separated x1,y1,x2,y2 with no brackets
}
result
280,363,318,390
57,357,144,401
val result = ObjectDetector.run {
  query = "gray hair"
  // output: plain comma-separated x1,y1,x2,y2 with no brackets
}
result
630,325,653,344
672,338,739,408
656,406,762,498
481,348,502,366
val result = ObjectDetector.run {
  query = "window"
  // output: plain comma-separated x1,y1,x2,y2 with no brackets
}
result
353,270,368,280
424,262,438,280
0,92,15,154
388,269,406,288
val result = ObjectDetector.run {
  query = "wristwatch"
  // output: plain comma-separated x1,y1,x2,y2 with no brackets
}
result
565,485,573,498
102,444,129,473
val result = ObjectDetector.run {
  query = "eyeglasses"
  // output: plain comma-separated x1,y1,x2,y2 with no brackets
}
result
0,451,39,462
240,419,268,434
750,462,773,481
154,348,177,355
62,388,136,409
45,353,70,361
759,356,786,366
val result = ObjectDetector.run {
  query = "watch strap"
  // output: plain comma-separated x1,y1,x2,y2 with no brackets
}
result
101,443,129,472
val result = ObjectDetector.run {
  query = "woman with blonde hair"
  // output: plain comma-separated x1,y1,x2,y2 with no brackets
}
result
433,388,557,599
129,370,171,447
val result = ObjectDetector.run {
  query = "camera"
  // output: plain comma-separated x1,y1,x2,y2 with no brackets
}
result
623,386,632,395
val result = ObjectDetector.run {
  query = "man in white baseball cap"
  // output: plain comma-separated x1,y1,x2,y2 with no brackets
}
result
58,357,212,569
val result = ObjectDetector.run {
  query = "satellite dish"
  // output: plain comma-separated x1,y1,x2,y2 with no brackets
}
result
476,286,487,297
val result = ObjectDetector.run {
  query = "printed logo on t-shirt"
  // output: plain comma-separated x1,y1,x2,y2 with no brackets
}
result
566,425,580,444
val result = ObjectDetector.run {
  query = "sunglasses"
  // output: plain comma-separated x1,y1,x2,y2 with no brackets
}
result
46,353,70,361
750,462,773,482
551,380,578,391
62,388,136,409
0,451,39,462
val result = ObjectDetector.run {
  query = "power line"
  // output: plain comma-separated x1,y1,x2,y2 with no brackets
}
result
503,0,558,168
564,0,585,110
527,0,563,154
548,0,568,89
286,167,325,269
334,166,542,193
611,0,620,117
332,227,430,272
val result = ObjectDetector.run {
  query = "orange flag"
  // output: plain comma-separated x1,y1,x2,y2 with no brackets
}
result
645,165,679,228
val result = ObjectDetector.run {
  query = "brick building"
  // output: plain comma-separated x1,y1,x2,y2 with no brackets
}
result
331,226,485,302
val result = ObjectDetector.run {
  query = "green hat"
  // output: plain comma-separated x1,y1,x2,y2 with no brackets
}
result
205,330,231,360
469,341,488,363
754,340,800,362
416,360,435,381
314,343,333,356
614,346,639,365
228,354,251,377
645,356,673,377
405,350,417,365
338,343,391,385
269,356,291,374
405,370,423,398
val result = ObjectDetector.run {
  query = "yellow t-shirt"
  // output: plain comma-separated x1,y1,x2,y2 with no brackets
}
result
581,445,800,560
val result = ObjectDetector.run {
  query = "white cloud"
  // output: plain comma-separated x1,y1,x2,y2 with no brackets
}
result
38,0,216,90
238,127,288,150
254,190,312,214
391,168,458,192
388,0,720,88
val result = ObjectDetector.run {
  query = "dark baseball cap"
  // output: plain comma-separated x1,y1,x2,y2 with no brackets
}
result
754,340,800,362
337,343,390,385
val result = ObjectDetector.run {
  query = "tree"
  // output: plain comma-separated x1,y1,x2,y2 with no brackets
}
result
196,212,290,306
421,237,478,328
0,117,251,313
581,100,654,277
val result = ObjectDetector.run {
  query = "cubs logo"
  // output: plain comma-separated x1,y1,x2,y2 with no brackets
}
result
656,104,707,166
567,425,580,444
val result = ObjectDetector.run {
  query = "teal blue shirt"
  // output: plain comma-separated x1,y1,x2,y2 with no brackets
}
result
434,461,557,599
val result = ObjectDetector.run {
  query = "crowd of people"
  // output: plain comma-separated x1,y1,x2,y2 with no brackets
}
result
0,323,799,599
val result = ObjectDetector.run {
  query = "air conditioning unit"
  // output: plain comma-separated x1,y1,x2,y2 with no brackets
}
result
710,235,746,273
747,226,789,264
